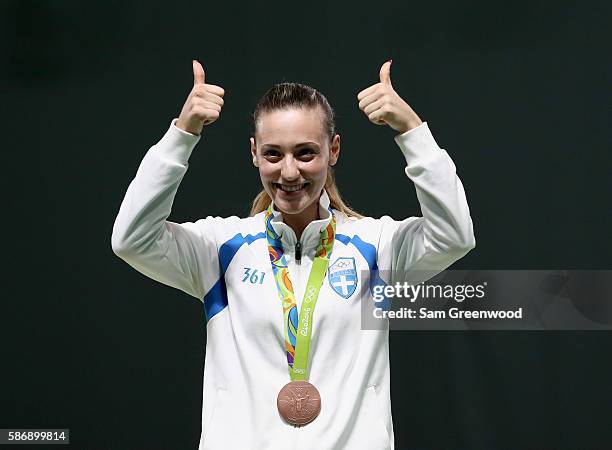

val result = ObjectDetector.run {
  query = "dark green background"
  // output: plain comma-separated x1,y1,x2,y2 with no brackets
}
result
3,1,611,449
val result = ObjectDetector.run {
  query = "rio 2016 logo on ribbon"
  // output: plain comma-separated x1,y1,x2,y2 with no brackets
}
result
328,257,358,299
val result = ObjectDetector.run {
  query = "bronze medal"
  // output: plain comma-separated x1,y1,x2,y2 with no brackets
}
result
277,380,321,427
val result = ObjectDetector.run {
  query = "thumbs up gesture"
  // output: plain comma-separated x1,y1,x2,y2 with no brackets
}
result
176,60,225,136
357,60,423,134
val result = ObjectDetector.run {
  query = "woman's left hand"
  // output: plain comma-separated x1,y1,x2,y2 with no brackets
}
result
357,60,423,134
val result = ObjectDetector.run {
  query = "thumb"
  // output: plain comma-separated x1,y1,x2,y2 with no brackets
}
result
193,59,205,85
379,59,392,86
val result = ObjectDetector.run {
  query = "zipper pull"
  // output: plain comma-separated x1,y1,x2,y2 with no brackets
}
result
295,241,302,264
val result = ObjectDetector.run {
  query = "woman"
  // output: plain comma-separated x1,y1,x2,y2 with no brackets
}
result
111,59,475,450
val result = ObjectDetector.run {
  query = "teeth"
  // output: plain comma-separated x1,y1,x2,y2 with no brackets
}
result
279,183,305,192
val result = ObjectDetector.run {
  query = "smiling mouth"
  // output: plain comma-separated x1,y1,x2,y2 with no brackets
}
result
274,182,309,193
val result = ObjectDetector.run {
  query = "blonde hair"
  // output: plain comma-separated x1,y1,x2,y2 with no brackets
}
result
249,82,363,219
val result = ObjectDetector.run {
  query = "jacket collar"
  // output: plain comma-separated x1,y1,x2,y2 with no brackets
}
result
270,189,333,250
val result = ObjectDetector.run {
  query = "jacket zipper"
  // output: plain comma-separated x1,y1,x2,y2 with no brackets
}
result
295,241,302,264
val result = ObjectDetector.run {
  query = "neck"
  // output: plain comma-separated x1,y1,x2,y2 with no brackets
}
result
282,200,319,241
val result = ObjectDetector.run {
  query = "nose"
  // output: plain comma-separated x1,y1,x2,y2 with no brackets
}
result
281,156,300,182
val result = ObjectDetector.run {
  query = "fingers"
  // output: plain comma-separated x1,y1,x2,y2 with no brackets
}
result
192,98,222,112
358,91,382,110
191,60,224,97
193,59,205,85
192,90,224,106
357,59,393,100
359,91,390,125
357,60,394,125
379,59,392,86
177,60,225,134
357,83,378,101
193,104,220,120
192,82,224,101
202,83,225,97
362,98,386,116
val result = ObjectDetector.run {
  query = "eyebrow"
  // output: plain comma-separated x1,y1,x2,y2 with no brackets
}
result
260,142,320,149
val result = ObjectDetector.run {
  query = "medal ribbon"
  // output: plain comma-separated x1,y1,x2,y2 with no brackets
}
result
265,203,336,381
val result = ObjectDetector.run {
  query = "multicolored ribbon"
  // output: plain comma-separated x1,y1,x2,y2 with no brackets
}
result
265,203,336,380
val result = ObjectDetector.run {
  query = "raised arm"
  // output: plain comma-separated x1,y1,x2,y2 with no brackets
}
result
111,60,226,300
357,60,475,276
380,123,475,274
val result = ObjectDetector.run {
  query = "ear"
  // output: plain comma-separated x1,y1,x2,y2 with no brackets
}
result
250,137,259,167
329,134,340,166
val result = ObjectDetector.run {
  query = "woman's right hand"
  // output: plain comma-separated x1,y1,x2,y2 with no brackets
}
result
176,60,225,136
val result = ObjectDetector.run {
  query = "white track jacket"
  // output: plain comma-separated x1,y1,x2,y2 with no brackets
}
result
111,119,475,450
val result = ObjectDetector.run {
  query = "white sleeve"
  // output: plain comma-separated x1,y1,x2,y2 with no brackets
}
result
111,119,220,301
377,122,475,278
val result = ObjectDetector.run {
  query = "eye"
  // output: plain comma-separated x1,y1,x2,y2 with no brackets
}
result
297,147,316,160
263,149,282,161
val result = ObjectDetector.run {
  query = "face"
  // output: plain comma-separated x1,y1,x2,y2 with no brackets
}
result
251,107,340,217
